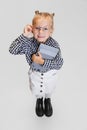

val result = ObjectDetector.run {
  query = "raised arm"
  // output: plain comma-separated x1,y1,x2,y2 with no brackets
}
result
9,25,33,55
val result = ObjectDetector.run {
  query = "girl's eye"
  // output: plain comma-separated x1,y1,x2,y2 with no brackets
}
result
43,28,48,30
35,27,40,30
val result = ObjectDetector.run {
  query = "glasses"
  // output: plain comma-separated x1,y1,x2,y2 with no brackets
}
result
34,26,50,32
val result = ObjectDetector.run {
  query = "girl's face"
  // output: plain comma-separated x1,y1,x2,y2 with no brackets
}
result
32,18,53,43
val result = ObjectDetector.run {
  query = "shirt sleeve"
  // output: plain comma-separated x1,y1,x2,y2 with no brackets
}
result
9,34,31,55
42,48,64,70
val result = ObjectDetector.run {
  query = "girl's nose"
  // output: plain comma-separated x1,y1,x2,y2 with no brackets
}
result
39,28,43,33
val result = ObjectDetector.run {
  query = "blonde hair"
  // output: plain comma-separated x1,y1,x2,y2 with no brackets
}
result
32,10,55,29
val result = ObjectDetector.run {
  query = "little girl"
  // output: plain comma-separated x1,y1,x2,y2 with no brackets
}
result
9,10,63,117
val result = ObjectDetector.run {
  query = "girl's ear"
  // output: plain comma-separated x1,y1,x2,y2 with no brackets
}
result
50,28,54,36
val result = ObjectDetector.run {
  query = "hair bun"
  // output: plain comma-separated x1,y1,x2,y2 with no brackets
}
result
35,10,39,14
51,13,55,17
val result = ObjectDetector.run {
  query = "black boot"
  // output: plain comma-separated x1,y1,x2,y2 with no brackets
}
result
35,98,44,117
44,98,53,117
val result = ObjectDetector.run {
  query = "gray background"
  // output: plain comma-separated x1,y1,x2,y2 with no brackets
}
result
0,0,87,130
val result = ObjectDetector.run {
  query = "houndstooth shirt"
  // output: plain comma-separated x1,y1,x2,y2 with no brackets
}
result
9,34,63,73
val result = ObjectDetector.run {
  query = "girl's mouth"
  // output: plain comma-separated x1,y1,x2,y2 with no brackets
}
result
38,36,45,38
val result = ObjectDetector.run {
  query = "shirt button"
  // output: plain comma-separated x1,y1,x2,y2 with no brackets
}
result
41,73,44,76
40,85,43,87
37,69,40,72
41,82,43,84
40,90,42,92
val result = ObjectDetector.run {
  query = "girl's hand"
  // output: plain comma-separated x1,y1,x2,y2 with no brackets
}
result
23,24,33,37
32,52,44,65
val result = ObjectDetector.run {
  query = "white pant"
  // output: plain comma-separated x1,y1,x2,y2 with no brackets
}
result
28,69,58,98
